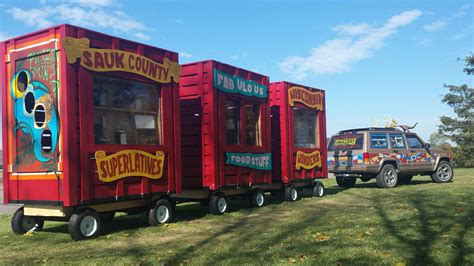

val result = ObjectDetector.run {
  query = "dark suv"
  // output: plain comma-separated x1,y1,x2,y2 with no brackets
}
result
327,127,453,188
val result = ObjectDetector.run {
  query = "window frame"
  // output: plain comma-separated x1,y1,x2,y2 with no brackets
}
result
90,73,164,147
406,134,425,149
389,133,407,149
292,106,320,149
370,133,389,149
223,94,263,149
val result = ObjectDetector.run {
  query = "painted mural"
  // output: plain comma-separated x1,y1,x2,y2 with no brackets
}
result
10,48,60,172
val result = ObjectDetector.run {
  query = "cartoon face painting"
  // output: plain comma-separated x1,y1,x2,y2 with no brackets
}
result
10,70,59,163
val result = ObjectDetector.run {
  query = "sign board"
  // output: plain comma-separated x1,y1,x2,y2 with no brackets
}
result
288,86,324,110
225,152,272,170
214,69,267,98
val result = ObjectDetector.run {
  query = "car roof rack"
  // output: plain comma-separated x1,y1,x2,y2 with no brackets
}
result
338,127,401,134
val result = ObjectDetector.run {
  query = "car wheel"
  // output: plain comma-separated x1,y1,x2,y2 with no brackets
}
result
249,189,265,207
284,185,299,202
431,161,454,183
148,199,173,225
376,164,398,188
11,207,44,235
312,182,325,197
397,175,413,185
210,193,228,215
336,176,356,188
68,209,102,241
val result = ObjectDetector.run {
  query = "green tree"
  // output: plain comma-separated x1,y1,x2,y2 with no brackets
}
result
438,54,474,167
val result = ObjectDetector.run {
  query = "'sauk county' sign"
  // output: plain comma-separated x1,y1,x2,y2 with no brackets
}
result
95,150,165,182
295,151,322,170
288,86,324,110
214,69,268,98
62,37,181,84
225,152,272,170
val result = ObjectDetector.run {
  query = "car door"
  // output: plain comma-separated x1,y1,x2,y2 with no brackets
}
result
405,134,433,171
389,133,410,172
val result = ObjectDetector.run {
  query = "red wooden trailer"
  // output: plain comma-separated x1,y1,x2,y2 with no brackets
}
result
269,81,328,200
1,24,182,240
177,60,272,214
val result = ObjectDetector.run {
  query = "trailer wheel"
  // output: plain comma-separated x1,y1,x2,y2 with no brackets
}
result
284,186,299,202
11,207,44,235
312,182,325,197
68,209,102,241
210,193,228,215
250,189,265,207
100,211,115,223
148,199,173,226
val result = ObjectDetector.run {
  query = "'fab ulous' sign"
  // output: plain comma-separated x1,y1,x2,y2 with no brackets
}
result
214,69,267,98
288,86,324,110
95,150,165,182
225,152,271,170
295,151,322,170
62,37,181,84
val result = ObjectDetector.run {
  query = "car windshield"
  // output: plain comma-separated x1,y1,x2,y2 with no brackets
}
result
328,134,364,151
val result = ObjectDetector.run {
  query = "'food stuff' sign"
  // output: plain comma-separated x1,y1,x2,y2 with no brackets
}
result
95,150,165,182
225,152,271,170
288,86,324,110
62,37,181,84
295,151,322,170
214,69,267,98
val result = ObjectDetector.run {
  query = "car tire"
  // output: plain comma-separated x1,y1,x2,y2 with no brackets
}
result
312,182,325,197
148,199,173,226
431,161,454,183
284,185,299,202
11,207,44,235
68,209,102,241
210,193,228,215
376,164,398,188
249,189,265,207
336,176,356,188
397,175,413,185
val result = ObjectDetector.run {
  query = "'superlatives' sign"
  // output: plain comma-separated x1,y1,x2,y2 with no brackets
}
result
62,37,181,84
214,69,268,98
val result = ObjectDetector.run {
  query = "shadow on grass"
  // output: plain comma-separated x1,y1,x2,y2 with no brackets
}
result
372,192,474,264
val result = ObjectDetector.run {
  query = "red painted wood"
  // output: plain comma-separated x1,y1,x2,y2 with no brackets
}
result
179,60,272,191
1,24,181,206
269,81,328,184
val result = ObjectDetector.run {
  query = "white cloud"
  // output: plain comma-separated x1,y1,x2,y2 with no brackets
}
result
454,4,471,17
41,0,115,7
333,23,372,36
0,32,11,42
423,20,447,32
279,10,422,79
230,52,248,60
7,2,149,40
180,52,193,59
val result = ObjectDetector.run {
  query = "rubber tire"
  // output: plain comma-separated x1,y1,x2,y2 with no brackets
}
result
398,175,413,185
284,186,299,202
210,193,228,215
100,211,115,223
11,207,44,235
250,189,265,207
376,164,398,188
336,176,356,188
68,209,102,241
148,199,173,226
312,182,325,197
431,161,454,183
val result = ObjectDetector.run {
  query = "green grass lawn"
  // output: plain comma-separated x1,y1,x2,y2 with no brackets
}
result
0,169,472,265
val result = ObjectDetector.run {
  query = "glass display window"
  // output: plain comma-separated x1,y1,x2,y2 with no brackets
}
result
293,107,319,148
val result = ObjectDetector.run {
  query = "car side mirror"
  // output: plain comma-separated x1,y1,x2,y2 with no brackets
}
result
424,143,431,149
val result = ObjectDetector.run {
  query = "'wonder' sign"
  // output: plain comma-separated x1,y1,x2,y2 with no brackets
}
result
62,37,181,84
214,69,267,98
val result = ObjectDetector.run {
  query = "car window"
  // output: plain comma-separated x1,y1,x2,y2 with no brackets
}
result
328,134,363,151
406,135,423,148
389,134,406,149
370,133,388,149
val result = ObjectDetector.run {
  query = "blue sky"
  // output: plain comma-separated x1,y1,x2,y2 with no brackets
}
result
0,0,472,145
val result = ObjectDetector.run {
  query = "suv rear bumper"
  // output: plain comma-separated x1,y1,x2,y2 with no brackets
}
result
329,165,379,175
